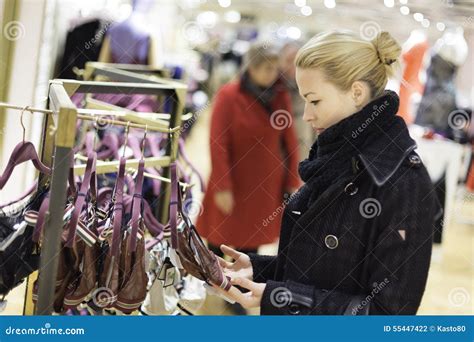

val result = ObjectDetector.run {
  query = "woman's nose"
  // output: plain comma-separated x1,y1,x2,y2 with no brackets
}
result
302,106,313,122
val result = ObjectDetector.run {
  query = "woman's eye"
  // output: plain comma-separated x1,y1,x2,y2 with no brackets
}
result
311,100,320,106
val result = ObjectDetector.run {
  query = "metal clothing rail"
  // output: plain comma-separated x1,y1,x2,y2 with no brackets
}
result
81,62,170,79
21,74,187,315
0,102,183,134
34,82,77,315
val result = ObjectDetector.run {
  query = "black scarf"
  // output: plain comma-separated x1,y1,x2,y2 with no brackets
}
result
240,71,276,113
298,90,403,202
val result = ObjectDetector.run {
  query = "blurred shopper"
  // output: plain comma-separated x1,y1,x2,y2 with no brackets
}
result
279,41,314,157
214,31,438,315
197,43,301,258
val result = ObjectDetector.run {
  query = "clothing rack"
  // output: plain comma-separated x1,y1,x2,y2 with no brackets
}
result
6,75,186,315
81,62,170,79
79,63,188,224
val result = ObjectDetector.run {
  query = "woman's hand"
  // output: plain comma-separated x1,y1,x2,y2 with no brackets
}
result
212,278,266,309
214,190,234,215
217,245,253,281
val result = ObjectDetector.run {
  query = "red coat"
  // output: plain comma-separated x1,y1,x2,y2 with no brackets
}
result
196,80,302,249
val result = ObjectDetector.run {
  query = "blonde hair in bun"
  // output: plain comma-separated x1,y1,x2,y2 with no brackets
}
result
295,30,401,98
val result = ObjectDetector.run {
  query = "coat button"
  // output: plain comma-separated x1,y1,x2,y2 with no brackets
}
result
344,182,358,196
325,235,339,249
289,303,301,315
408,155,421,167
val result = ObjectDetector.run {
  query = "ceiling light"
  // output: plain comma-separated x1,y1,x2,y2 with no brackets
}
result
218,0,231,8
400,6,409,15
287,26,302,40
197,11,217,28
301,5,312,15
294,0,306,7
413,12,423,22
225,10,240,23
324,0,336,9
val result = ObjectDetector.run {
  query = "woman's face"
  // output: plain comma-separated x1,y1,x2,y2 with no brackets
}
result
248,60,280,88
295,67,363,135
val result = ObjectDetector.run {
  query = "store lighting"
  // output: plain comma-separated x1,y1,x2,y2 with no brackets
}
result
421,18,430,28
399,0,408,4
225,10,241,23
197,11,218,28
287,26,302,40
277,27,288,38
301,5,312,15
413,12,423,22
294,0,306,7
218,0,231,8
324,0,336,9
436,22,446,31
400,6,409,15
384,0,395,8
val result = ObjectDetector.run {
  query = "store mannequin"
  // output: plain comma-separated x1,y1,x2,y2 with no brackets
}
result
397,30,428,124
414,26,469,245
415,26,468,134
99,0,162,67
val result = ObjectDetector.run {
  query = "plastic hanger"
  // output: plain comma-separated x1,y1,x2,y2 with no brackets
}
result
0,106,51,190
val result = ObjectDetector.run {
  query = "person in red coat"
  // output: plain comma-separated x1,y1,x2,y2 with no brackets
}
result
197,43,301,256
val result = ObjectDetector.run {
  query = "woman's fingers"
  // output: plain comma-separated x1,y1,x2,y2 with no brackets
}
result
231,277,258,292
217,256,232,268
211,283,247,303
220,244,241,260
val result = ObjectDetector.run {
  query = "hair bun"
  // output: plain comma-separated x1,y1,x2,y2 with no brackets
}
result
372,31,401,67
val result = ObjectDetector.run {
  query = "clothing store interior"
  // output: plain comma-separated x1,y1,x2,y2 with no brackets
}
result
0,0,472,317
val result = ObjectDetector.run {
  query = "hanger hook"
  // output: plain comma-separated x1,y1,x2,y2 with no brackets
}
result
141,124,148,158
92,116,100,152
123,121,130,158
20,105,31,143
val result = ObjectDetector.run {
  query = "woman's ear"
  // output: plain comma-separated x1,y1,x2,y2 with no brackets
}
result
350,81,371,109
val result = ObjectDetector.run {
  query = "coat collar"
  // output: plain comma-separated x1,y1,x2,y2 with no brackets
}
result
299,91,417,188
357,117,417,186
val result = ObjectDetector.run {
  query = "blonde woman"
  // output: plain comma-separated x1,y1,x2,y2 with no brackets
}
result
214,30,438,315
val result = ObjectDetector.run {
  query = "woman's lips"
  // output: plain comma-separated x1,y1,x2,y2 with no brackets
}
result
314,127,325,134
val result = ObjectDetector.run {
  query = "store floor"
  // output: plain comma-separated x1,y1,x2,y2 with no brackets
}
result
1,107,472,315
